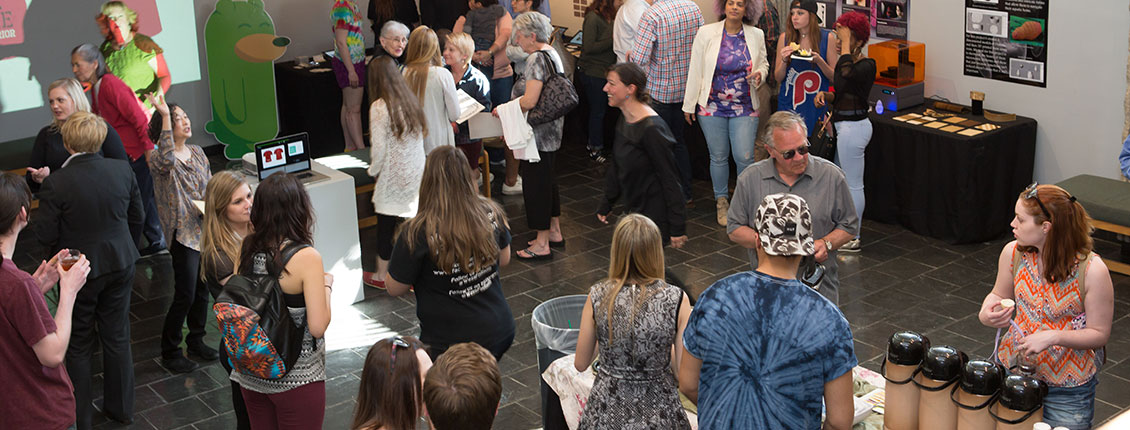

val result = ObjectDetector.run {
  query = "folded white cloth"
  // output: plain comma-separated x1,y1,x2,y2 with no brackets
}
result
498,99,539,162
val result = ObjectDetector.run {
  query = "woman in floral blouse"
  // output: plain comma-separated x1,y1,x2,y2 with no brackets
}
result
682,0,769,227
145,93,214,374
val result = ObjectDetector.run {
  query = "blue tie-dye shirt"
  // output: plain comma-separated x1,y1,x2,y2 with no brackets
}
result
683,271,856,430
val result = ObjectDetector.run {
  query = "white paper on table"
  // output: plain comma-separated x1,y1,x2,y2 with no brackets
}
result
468,112,504,139
455,89,486,124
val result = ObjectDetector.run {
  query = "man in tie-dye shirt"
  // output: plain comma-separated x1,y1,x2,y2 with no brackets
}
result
679,193,856,430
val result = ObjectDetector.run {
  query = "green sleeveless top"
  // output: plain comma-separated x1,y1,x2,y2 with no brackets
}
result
101,35,162,106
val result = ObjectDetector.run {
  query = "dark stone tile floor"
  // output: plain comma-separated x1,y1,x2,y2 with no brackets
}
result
15,143,1130,429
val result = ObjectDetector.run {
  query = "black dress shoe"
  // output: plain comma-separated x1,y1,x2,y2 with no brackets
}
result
187,343,220,361
138,243,169,258
162,355,200,374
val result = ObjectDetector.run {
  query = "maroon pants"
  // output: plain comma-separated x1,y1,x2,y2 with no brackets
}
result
241,381,325,430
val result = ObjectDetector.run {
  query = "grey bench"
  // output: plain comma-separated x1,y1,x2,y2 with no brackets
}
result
1056,174,1130,276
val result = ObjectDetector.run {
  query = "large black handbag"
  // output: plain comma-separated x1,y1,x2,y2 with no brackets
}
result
526,50,579,126
810,112,837,161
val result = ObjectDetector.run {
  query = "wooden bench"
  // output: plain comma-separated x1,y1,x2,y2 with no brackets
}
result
1056,174,1130,276
315,148,490,231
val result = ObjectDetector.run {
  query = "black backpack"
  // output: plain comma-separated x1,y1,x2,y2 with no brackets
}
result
213,243,309,380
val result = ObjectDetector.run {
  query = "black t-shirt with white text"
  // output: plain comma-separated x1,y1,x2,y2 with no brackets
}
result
388,224,515,349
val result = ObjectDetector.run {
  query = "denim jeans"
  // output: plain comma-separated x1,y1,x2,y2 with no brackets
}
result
834,118,872,225
1042,377,1098,430
697,114,758,199
651,101,693,200
490,75,514,110
579,73,609,151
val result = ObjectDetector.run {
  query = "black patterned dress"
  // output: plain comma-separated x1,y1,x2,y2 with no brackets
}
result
578,280,691,430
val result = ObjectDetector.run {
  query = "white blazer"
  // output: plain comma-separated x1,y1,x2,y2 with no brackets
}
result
682,22,770,115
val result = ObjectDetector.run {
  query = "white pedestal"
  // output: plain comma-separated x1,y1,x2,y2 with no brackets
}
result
242,161,364,307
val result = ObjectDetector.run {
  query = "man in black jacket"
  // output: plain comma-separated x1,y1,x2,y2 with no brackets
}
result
33,111,144,430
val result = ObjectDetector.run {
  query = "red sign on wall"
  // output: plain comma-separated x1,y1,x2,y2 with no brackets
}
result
0,0,27,45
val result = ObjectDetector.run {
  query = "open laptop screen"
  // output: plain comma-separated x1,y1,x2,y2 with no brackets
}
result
254,133,311,181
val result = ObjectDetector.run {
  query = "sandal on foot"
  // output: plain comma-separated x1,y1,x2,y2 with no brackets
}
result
516,248,553,261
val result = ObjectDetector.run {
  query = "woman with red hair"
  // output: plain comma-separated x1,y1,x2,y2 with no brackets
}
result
813,11,873,251
978,184,1114,430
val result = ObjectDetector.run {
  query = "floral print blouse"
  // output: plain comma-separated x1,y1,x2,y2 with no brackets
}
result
148,131,211,251
698,30,755,118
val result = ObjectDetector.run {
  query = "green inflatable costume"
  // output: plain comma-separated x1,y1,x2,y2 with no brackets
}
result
203,0,290,159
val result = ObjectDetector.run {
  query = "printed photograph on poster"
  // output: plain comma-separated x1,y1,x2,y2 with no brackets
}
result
966,8,1007,38
962,0,1047,87
874,0,908,40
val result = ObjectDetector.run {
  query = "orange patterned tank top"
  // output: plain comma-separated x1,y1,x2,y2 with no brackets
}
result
997,249,1100,387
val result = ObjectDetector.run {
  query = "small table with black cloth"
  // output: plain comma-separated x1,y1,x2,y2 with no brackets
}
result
863,100,1036,244
274,59,370,159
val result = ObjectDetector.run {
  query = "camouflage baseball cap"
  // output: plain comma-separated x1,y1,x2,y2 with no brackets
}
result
756,193,815,256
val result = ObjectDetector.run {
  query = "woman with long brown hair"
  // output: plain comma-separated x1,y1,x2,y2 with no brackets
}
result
773,0,836,133
978,184,1114,429
199,170,253,430
386,146,515,361
363,56,427,289
230,174,333,429
351,336,432,430
403,26,459,154
574,214,692,429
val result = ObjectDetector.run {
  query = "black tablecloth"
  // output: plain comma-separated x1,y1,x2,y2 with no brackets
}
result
274,60,370,159
863,101,1037,244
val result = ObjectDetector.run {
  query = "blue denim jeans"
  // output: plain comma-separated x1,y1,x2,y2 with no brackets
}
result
579,73,609,151
833,118,872,225
697,114,758,199
651,101,692,200
1041,377,1097,430
129,156,165,249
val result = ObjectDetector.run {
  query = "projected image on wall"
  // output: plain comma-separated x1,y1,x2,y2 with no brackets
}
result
0,0,200,118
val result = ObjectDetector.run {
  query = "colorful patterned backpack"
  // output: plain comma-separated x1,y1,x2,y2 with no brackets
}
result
214,243,309,379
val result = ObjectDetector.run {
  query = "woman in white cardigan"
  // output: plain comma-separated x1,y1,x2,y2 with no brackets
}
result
682,0,769,226
364,57,427,288
403,26,460,154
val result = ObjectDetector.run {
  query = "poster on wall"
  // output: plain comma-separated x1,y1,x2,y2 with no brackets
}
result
962,0,1048,87
834,0,909,41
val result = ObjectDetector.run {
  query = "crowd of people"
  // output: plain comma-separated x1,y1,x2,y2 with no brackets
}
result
0,0,1117,429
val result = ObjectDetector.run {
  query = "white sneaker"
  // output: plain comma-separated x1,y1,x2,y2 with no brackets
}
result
839,238,862,252
477,171,493,187
502,176,523,195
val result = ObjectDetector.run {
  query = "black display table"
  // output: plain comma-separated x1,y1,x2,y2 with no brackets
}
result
863,100,1037,244
274,60,370,159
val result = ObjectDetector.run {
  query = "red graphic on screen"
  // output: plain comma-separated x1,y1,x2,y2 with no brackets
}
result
122,0,162,36
0,0,27,45
264,147,284,163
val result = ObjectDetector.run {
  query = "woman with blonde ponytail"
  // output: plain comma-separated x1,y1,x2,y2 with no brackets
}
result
573,214,692,429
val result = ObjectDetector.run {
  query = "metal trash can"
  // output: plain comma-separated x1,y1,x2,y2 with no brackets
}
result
531,295,586,430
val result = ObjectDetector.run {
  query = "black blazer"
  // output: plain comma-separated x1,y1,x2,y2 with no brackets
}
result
25,124,129,193
33,153,143,278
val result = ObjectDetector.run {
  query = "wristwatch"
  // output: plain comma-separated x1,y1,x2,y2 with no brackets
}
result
823,239,833,252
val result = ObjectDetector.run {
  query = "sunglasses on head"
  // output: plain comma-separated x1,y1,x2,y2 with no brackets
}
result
389,336,411,374
1024,182,1076,220
774,143,811,160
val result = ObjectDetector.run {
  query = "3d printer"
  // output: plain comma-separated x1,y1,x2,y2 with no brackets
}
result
868,40,925,112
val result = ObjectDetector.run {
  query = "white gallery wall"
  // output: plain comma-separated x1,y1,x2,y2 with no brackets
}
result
909,1,1129,183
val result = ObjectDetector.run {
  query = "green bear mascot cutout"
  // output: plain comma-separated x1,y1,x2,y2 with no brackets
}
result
204,0,290,159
